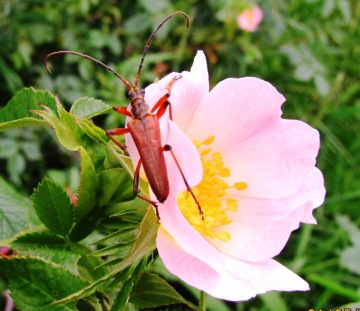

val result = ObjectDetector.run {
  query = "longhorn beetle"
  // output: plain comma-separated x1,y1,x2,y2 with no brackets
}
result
44,11,203,222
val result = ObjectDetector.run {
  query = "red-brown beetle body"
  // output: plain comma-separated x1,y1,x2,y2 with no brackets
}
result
128,114,169,203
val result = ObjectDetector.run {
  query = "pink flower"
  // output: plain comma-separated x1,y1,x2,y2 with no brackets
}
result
237,5,263,32
126,51,325,301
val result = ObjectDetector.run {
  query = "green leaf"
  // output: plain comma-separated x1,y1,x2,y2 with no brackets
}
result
69,207,100,242
74,147,98,216
30,97,110,173
108,147,149,197
338,0,351,24
12,231,81,273
0,88,57,131
22,141,42,160
0,176,30,240
139,0,170,14
130,273,201,310
321,0,335,18
12,231,67,249
76,117,109,145
110,208,157,274
90,243,132,257
70,97,112,118
109,257,147,311
337,215,360,275
88,30,107,49
0,256,88,311
0,137,18,158
92,227,138,245
52,209,157,304
20,247,81,276
51,273,111,306
340,245,360,275
8,153,26,185
94,257,125,270
111,279,134,311
314,74,330,96
0,56,23,93
26,94,141,213
107,34,122,56
97,168,134,206
123,13,151,35
32,177,74,237
31,97,89,151
337,215,360,246
77,255,109,284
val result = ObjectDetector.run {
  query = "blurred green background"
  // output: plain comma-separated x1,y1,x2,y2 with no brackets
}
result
1,0,360,310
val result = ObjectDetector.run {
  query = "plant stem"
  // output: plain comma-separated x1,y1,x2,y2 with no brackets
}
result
199,291,207,310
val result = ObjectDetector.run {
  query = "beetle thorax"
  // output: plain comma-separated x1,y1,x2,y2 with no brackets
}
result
127,87,150,119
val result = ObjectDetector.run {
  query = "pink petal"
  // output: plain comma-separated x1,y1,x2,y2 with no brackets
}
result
299,167,325,224
157,227,220,288
158,119,203,195
157,227,309,301
145,51,209,131
211,254,309,301
186,77,284,152
224,118,320,198
209,166,325,262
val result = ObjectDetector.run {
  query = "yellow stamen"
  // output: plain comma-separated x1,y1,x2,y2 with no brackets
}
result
203,136,215,145
177,136,247,242
234,182,248,190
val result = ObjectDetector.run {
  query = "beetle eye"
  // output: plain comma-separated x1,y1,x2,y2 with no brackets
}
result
140,89,145,95
125,90,131,99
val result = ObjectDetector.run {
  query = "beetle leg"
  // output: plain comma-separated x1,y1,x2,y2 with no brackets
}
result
163,144,204,220
106,127,130,150
151,75,182,120
155,99,172,120
113,106,132,117
133,158,162,222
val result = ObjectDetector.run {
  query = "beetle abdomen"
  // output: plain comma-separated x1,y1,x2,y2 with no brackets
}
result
128,115,170,202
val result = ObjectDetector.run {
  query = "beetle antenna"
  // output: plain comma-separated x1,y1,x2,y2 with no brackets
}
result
44,51,133,90
134,11,190,88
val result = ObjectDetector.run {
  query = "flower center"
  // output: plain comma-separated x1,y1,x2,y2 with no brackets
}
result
177,136,247,242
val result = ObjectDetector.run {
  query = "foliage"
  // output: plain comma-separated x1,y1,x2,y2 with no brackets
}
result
1,0,360,310
0,88,198,310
